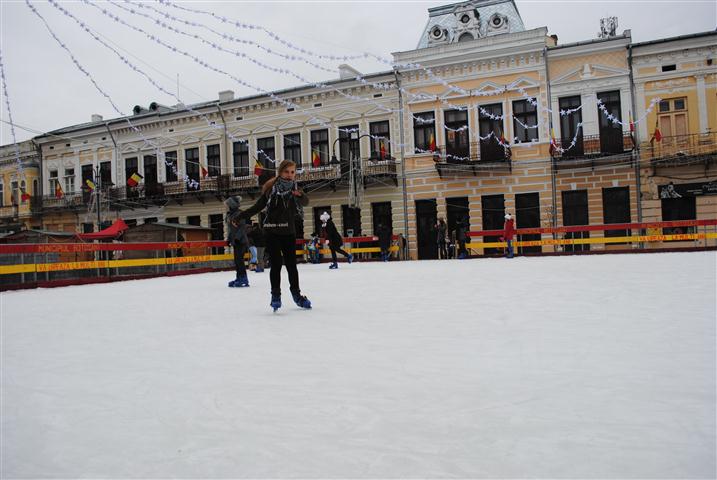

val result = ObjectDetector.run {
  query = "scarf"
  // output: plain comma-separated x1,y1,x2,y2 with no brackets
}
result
266,176,304,223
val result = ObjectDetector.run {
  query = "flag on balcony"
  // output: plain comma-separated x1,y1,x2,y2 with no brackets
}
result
20,190,31,202
499,129,512,161
312,149,321,168
379,140,387,160
55,182,64,199
254,158,263,176
651,120,662,143
85,179,96,192
126,172,143,187
549,128,558,156
629,111,635,132
200,163,208,178
429,132,436,152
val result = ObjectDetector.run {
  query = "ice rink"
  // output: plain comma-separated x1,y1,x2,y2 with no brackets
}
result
2,252,715,478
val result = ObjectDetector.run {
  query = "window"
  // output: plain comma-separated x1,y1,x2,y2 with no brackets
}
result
661,64,677,72
49,170,58,193
512,100,537,143
283,133,302,168
372,202,393,260
313,206,332,236
444,109,469,162
186,215,201,226
657,98,688,141
481,194,504,254
144,217,158,224
64,168,75,193
602,187,631,241
82,223,94,233
209,213,224,254
206,144,221,177
125,157,138,185
144,155,158,185
164,152,177,182
100,161,112,186
479,103,505,162
597,90,623,154
0,183,4,206
11,181,18,205
232,142,250,177
458,32,474,42
257,137,276,173
446,197,469,247
165,217,179,224
515,192,541,254
562,190,590,252
125,219,137,227
559,96,583,157
369,121,391,160
413,112,436,153
660,184,696,236
310,129,329,167
342,205,361,237
81,164,94,201
338,125,360,176
185,148,199,187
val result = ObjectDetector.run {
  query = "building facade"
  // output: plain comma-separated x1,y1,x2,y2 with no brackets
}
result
0,140,42,233
5,0,715,258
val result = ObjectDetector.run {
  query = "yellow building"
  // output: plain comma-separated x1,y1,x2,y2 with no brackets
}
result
0,140,42,233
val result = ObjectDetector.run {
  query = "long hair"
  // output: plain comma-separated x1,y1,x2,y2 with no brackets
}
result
261,159,297,195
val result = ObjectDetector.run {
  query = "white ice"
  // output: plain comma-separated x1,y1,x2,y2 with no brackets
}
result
2,252,716,478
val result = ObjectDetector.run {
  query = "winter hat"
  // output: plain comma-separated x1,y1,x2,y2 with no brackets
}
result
504,213,512,220
224,195,242,210
320,211,330,223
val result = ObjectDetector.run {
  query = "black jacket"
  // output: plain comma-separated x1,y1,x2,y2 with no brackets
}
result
377,225,392,250
225,196,249,247
247,225,266,248
239,187,309,236
322,219,343,248
436,222,447,244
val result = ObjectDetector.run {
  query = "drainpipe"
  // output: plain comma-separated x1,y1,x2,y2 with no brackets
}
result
104,122,118,219
628,43,643,234
31,138,42,226
544,45,558,233
394,67,410,259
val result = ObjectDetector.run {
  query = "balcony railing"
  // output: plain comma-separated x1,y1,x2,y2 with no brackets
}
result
295,164,341,183
0,205,17,219
640,132,717,165
554,131,634,161
435,140,510,164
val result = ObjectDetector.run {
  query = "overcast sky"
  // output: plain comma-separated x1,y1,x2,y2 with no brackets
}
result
1,0,715,144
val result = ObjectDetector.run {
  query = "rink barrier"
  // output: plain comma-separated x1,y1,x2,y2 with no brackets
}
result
0,235,401,276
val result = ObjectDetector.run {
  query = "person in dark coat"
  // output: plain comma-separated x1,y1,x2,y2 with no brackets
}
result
247,222,266,272
225,195,250,287
320,211,353,269
455,217,469,259
376,222,392,262
239,160,311,311
501,213,516,259
435,218,448,259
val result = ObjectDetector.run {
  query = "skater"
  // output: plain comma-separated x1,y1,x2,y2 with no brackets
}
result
455,217,469,259
238,159,312,311
435,218,448,259
248,222,266,272
320,211,353,269
376,222,392,262
225,195,250,287
502,213,516,258
306,232,321,264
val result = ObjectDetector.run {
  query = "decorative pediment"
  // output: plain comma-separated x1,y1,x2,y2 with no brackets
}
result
511,76,541,90
332,110,362,122
552,64,629,84
156,137,180,148
252,123,277,134
179,135,201,145
471,81,504,96
277,119,305,131
363,106,394,118
120,143,142,154
407,91,438,105
199,131,223,142
229,127,251,138
306,115,332,126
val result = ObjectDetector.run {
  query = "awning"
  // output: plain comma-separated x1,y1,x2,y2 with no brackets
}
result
77,219,129,240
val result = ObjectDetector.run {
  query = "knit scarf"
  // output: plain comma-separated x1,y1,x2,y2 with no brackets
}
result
266,176,303,222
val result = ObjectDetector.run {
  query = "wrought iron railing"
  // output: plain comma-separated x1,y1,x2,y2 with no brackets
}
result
640,132,717,164
554,131,633,160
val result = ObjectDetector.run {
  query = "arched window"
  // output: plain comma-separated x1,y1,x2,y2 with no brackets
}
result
458,32,474,42
0,182,4,207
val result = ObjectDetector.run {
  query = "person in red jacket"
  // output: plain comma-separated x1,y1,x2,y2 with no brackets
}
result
502,213,516,258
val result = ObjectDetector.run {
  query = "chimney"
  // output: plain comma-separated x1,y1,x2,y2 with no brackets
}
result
91,114,103,122
218,90,235,102
338,64,362,80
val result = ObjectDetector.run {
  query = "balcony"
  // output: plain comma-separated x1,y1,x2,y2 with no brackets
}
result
641,132,717,167
553,131,634,170
295,164,341,189
0,205,17,220
434,139,511,177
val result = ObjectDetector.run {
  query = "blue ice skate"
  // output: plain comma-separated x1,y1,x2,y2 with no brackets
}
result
292,291,312,309
347,254,354,264
270,293,282,312
228,274,249,287
329,262,338,269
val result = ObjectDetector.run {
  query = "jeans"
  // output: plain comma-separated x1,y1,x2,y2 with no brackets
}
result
506,240,514,258
249,246,257,264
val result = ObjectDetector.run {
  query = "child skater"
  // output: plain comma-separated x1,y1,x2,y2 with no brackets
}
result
225,195,250,287
320,211,353,269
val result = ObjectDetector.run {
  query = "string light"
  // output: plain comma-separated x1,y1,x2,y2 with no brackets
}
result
0,49,24,177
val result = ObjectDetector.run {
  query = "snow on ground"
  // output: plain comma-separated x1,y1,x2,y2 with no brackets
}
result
1,252,715,479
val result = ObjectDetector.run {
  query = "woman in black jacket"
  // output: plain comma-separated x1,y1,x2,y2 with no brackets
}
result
320,211,353,269
225,195,249,287
239,160,311,311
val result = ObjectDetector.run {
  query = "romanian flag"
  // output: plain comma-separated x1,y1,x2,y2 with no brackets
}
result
55,182,64,199
200,163,209,178
499,129,512,160
312,149,321,168
428,132,436,152
628,111,635,132
379,140,387,160
20,189,31,202
254,158,263,176
549,128,558,156
86,179,96,191
652,119,662,143
127,172,143,187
